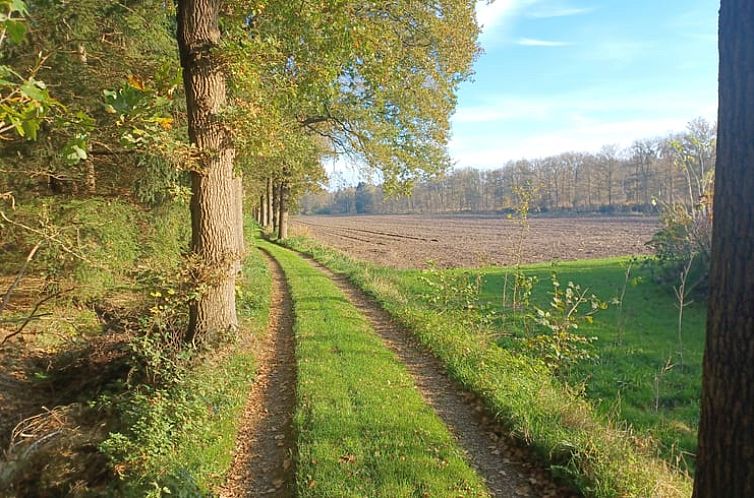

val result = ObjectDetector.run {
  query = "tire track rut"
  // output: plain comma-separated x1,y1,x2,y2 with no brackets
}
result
220,250,296,498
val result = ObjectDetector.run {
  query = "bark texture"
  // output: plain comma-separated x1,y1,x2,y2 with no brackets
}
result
278,181,289,240
272,180,279,230
266,177,274,229
84,160,96,194
260,193,268,227
177,0,239,343
693,2,754,496
235,176,245,272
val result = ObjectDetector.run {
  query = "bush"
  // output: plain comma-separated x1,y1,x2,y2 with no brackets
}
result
100,235,271,496
648,201,712,294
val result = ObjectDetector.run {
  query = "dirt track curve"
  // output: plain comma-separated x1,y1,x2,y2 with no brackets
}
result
220,250,296,498
303,256,580,498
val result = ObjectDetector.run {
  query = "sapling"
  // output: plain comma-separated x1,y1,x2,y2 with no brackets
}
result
654,356,675,413
673,254,695,368
612,260,633,345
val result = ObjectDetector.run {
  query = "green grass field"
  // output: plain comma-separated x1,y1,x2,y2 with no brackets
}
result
386,258,704,471
491,259,703,471
259,239,489,497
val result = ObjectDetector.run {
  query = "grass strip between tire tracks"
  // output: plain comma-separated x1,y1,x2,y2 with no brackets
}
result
279,235,693,498
258,238,490,497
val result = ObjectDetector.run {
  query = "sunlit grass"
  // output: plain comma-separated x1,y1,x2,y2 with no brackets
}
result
282,236,693,497
259,239,489,497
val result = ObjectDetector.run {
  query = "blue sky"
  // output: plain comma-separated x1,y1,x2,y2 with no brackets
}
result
449,0,719,169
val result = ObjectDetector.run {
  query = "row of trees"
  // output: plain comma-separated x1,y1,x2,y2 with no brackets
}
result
303,118,716,215
1,0,479,344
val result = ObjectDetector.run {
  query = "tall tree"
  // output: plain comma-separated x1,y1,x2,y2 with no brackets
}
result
693,1,754,496
177,0,239,343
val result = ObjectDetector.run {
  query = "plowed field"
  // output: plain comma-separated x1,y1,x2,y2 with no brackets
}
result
293,215,658,268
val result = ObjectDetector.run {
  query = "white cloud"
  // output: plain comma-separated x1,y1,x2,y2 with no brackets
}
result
475,0,540,44
453,98,553,124
452,90,716,126
517,37,572,47
448,89,718,168
475,0,523,32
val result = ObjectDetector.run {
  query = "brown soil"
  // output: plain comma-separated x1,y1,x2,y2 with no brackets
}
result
304,256,580,498
294,214,658,268
0,331,131,496
220,249,296,498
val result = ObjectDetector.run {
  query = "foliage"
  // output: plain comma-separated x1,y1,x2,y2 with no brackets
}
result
418,264,488,317
224,0,479,192
527,274,605,375
100,239,271,497
1,198,142,300
1,0,184,200
648,197,712,293
0,0,61,142
648,118,716,293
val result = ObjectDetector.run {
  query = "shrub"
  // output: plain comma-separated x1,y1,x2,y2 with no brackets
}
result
648,198,712,295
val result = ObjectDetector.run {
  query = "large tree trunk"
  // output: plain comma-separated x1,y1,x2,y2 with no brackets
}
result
693,2,754,496
177,0,239,344
277,181,289,240
235,177,245,272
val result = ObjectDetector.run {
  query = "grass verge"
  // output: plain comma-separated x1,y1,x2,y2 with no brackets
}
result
280,236,693,498
258,238,489,498
102,228,271,497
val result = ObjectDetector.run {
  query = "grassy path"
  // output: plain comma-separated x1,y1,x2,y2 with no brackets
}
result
305,255,574,498
258,239,490,497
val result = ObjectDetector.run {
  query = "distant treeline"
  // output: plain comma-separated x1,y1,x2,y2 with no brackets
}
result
302,118,715,216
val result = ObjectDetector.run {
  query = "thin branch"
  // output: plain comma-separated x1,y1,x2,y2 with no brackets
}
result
0,241,42,316
1,291,64,346
0,211,95,265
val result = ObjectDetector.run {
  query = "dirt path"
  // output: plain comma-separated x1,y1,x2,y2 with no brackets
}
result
303,256,579,498
220,250,296,498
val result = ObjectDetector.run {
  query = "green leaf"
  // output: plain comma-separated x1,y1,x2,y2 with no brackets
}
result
21,116,40,140
9,0,29,15
4,19,26,44
62,135,89,165
20,80,47,101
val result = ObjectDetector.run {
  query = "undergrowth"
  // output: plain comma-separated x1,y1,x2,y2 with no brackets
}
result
100,226,271,496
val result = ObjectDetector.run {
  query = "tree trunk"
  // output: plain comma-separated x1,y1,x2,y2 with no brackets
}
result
84,160,96,194
235,177,245,271
271,180,279,229
177,0,239,344
278,181,289,240
266,177,274,229
693,2,754,495
260,193,267,227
